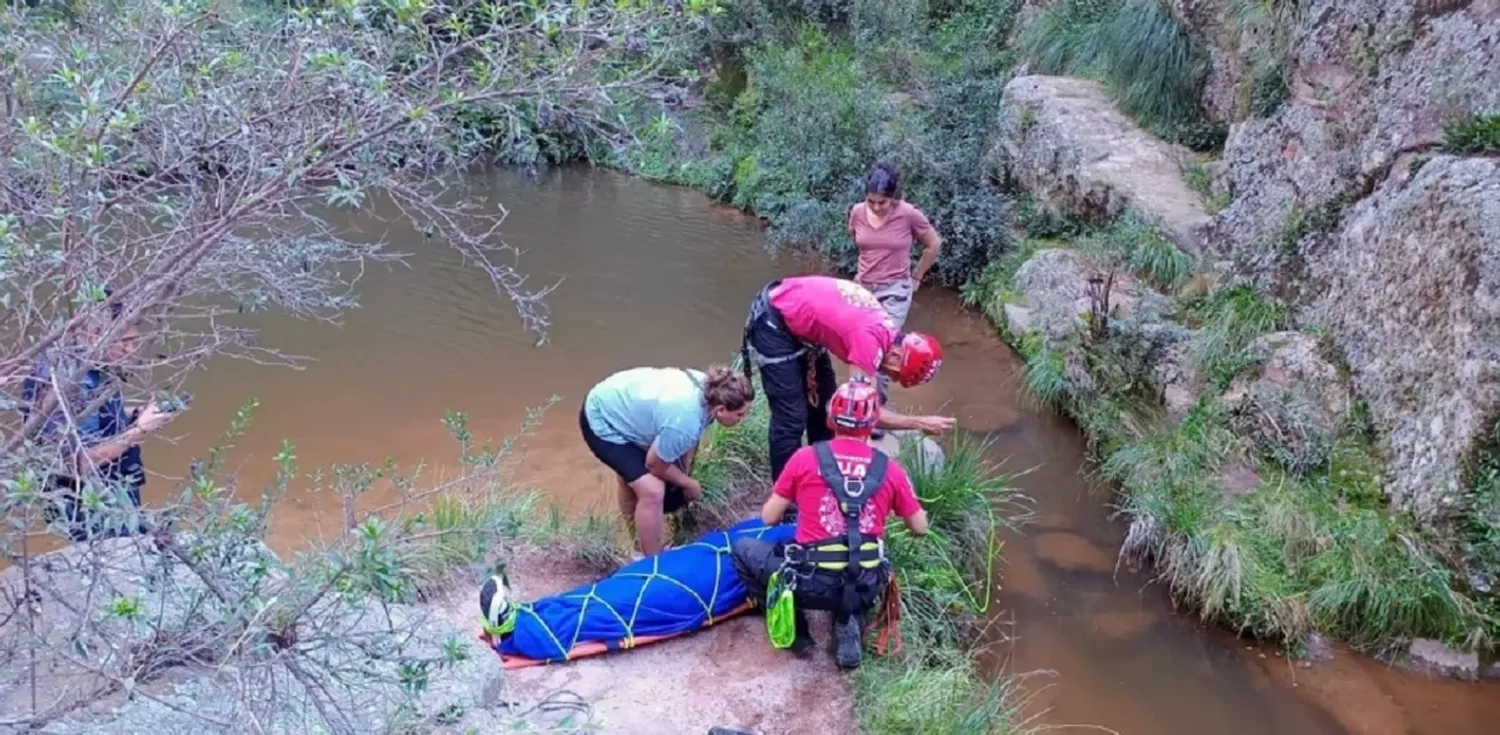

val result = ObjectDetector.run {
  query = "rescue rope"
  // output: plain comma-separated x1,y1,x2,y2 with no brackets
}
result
502,688,593,721
866,573,904,657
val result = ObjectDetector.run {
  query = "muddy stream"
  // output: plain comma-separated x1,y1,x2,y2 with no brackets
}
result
143,168,1499,734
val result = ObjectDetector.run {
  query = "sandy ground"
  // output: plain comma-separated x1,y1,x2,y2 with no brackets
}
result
438,548,859,735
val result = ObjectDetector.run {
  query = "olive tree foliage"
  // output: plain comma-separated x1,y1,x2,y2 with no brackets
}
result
0,0,705,730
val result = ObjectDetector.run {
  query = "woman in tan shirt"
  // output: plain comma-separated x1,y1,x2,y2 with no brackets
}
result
847,162,943,401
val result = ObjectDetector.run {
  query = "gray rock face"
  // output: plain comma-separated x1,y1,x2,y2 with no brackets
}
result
1405,637,1482,681
1166,0,1274,123
1205,105,1363,288
1221,331,1352,474
1201,1,1500,287
995,75,1212,254
1304,156,1500,521
1153,339,1201,421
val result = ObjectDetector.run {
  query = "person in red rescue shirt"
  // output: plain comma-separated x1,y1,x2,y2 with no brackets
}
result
738,274,955,480
731,376,929,669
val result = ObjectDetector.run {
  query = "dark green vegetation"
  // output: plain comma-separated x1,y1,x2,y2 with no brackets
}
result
1018,0,1225,151
626,0,1022,284
691,384,1035,734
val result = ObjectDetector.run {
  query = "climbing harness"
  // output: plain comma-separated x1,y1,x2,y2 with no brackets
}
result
739,282,833,410
798,443,891,616
740,282,806,377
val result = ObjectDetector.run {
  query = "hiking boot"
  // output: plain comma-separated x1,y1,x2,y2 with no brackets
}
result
835,614,863,669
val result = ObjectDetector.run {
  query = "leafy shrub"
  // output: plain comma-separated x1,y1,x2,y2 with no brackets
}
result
641,2,1020,286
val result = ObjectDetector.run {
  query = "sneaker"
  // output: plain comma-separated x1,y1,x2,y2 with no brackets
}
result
835,615,863,669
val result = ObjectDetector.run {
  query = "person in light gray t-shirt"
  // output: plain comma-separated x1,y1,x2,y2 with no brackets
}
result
579,364,756,556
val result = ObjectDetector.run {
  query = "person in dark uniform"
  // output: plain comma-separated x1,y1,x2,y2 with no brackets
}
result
19,297,178,541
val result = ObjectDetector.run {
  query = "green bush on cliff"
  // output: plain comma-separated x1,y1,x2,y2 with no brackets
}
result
1176,284,1289,387
1019,0,1224,151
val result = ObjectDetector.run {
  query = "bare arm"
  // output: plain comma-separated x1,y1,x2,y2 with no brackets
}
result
911,228,942,284
875,406,955,436
900,508,930,535
80,424,148,466
762,494,792,526
646,443,701,493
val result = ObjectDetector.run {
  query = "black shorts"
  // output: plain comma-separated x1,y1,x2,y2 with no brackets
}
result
579,404,688,512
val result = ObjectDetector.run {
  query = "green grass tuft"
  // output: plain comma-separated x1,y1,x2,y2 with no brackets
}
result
974,259,1491,652
1079,212,1194,291
1101,400,1486,649
1441,113,1500,155
1019,332,1071,409
1461,419,1500,646
856,431,1033,734
1175,284,1289,387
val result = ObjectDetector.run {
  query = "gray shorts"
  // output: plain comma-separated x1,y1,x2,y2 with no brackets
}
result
860,278,917,402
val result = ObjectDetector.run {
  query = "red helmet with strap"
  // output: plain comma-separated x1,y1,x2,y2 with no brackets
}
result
828,376,881,436
893,331,943,388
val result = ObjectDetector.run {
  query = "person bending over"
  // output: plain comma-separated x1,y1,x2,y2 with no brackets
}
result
739,274,953,480
580,364,754,556
731,376,929,669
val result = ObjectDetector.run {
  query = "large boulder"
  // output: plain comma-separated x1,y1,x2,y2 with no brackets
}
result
994,75,1212,254
1303,156,1500,521
1006,248,1177,345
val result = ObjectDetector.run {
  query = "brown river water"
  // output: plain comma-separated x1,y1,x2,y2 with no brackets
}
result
137,167,1498,733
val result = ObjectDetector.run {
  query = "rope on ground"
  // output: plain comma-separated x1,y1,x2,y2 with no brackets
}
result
503,688,593,722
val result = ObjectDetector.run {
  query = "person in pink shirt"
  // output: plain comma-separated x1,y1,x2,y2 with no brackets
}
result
731,376,929,668
848,162,942,403
738,274,954,480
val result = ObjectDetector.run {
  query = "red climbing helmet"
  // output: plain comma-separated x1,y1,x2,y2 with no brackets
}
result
892,331,943,388
828,376,881,436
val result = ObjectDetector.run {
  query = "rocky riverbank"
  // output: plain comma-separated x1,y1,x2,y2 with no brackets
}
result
0,426,977,735
971,0,1500,671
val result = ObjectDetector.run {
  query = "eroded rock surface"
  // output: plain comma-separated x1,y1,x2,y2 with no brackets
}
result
995,75,1212,253
1304,156,1500,520
1222,331,1352,474
1008,248,1175,345
1200,1,1500,287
